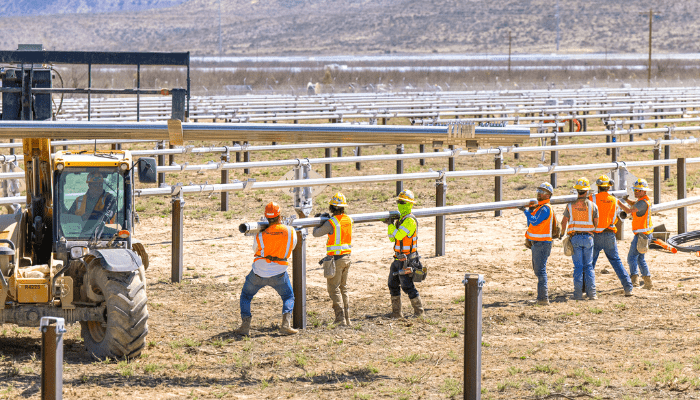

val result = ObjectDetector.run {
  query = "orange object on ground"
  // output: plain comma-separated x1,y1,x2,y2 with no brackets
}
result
653,239,677,254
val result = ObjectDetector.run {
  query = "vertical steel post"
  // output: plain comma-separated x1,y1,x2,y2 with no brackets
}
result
419,144,426,166
678,158,687,234
292,228,307,329
396,144,404,196
337,147,343,158
435,174,446,257
494,154,502,217
513,144,519,160
170,89,187,173
157,141,165,186
448,145,455,171
653,145,661,205
171,193,184,283
463,274,484,400
234,141,241,163
605,135,611,156
9,139,14,155
87,63,91,122
550,136,558,188
136,64,141,122
325,148,332,178
355,146,362,170
41,317,65,400
582,111,588,132
221,151,230,212
243,142,250,175
664,128,671,181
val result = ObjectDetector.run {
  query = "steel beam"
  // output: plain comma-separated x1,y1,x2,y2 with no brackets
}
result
678,158,687,234
292,229,307,329
463,274,484,400
171,195,184,283
41,317,65,400
435,176,446,257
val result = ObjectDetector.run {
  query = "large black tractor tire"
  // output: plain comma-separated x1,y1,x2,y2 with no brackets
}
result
81,264,149,360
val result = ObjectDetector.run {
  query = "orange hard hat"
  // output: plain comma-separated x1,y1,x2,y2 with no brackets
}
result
265,202,281,218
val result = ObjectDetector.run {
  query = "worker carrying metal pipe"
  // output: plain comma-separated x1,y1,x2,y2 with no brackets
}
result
589,175,634,297
383,189,425,318
561,178,600,300
618,178,654,290
234,202,299,336
520,182,556,306
312,192,353,326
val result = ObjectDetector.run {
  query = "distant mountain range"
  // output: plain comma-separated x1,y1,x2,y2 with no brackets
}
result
0,0,697,56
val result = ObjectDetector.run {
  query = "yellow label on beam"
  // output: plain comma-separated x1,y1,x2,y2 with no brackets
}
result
168,119,184,146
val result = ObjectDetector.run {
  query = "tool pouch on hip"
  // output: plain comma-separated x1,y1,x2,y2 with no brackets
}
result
320,255,336,278
410,256,427,283
524,238,533,249
562,235,573,256
637,234,650,254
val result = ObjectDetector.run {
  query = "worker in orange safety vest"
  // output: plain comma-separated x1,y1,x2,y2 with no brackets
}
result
521,182,556,306
68,171,116,222
313,192,353,326
618,178,654,290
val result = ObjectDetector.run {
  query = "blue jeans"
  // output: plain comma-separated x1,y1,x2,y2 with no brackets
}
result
593,232,633,292
628,233,651,277
388,259,419,299
239,270,295,318
530,240,552,301
571,234,595,299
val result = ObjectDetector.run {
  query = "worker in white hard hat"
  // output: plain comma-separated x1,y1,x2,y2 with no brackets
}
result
383,189,425,319
313,192,353,326
618,178,654,290
560,177,599,300
68,170,116,222
520,182,556,306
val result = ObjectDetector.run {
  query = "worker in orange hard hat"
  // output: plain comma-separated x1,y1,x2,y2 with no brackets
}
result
589,175,634,296
561,177,599,300
234,201,298,336
69,170,116,222
313,192,353,326
619,178,654,290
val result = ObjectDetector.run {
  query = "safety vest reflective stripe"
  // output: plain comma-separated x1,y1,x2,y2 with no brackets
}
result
525,202,553,241
326,215,352,255
394,215,418,254
284,226,294,259
592,192,618,233
632,196,653,234
567,202,595,232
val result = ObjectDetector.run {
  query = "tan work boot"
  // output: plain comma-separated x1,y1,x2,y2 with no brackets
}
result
234,316,251,336
536,299,550,306
333,305,346,326
390,296,403,319
630,274,639,287
279,313,298,335
642,276,653,290
410,295,425,318
624,289,633,297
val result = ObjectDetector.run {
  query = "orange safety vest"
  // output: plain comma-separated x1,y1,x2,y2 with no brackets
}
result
394,214,418,255
75,192,115,223
590,192,618,233
566,199,595,233
631,195,653,235
254,223,296,266
525,200,553,242
326,214,353,255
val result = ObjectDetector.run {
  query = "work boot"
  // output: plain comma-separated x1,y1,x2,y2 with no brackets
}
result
588,293,598,300
410,295,425,318
344,307,350,326
234,316,251,336
642,276,653,290
624,289,633,297
536,299,550,306
333,305,346,326
390,296,403,319
630,274,639,287
279,313,298,335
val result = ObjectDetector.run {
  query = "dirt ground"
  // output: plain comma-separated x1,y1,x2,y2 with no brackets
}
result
1,122,700,399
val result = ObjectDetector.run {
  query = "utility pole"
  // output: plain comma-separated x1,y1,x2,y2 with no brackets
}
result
640,8,660,87
508,31,512,75
556,0,560,51
218,0,223,58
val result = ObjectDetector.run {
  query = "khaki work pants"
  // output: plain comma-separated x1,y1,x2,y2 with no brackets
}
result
327,255,351,310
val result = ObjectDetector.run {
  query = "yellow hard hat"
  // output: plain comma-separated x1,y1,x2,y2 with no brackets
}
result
573,177,591,191
596,174,613,187
397,189,416,204
632,178,650,191
329,192,348,207
86,171,104,183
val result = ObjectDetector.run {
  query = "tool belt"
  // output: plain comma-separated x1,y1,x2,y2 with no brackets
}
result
393,252,427,282
570,232,593,237
264,255,288,262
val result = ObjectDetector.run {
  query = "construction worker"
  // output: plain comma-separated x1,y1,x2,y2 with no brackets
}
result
69,171,116,221
520,182,555,306
234,202,298,336
560,178,599,300
618,178,654,289
590,175,634,296
384,189,424,318
312,192,353,326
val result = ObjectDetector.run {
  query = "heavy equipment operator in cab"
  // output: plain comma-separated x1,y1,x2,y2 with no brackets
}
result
67,171,116,222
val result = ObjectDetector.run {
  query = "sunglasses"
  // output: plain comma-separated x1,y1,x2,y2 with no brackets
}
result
536,189,549,194
397,200,408,205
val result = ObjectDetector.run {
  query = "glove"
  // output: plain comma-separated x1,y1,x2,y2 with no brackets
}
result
517,206,527,212
320,213,331,219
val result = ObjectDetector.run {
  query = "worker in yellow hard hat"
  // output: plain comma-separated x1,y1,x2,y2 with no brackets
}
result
384,189,424,318
560,177,599,300
618,178,654,289
313,192,353,326
234,201,298,336
521,182,556,306
589,175,634,296
69,170,116,222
